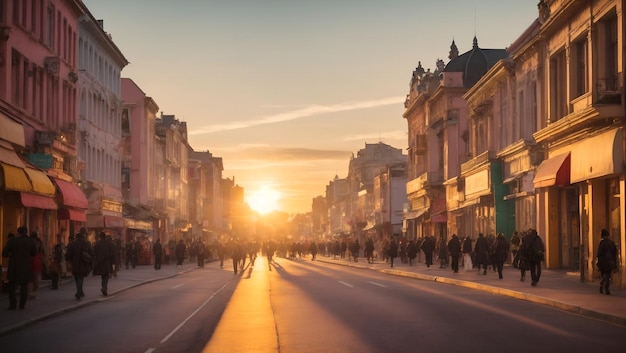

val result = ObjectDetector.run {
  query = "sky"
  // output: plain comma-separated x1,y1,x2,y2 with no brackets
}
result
82,0,539,215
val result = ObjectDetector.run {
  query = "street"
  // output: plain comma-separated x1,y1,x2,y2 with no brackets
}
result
1,256,625,353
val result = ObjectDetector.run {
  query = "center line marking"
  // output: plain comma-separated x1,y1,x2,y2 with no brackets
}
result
369,281,387,287
161,284,227,344
339,281,354,288
172,283,185,289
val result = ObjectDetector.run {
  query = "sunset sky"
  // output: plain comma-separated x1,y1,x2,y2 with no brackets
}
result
83,0,538,214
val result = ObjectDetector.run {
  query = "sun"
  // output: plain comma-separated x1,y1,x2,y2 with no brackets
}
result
248,186,281,214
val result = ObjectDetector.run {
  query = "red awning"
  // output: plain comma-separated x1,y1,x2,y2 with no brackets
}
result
52,178,88,209
20,192,57,210
105,215,125,228
533,152,571,188
58,208,86,222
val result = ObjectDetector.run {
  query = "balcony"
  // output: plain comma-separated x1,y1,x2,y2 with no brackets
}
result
406,172,443,194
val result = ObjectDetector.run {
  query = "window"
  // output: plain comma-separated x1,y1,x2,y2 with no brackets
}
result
549,49,567,122
573,35,588,97
46,4,54,49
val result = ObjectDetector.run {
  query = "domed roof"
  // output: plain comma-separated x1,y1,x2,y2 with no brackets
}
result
443,36,509,88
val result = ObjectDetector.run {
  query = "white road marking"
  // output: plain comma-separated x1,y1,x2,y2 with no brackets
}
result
171,283,185,289
160,284,228,344
339,281,354,288
144,349,156,353
368,281,387,287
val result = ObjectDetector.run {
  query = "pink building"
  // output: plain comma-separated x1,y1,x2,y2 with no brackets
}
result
0,0,88,250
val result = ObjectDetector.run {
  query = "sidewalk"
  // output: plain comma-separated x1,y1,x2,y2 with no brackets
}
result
2,255,625,337
315,255,626,327
0,262,196,336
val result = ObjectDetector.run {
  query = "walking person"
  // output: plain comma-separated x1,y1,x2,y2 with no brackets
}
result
406,240,418,266
509,231,521,265
447,234,462,273
462,236,473,271
516,230,530,281
388,237,399,268
596,229,618,295
438,236,449,269
153,239,163,270
175,240,186,270
93,232,115,297
421,236,435,268
523,228,544,286
65,228,93,300
2,228,36,310
49,234,64,290
474,233,489,275
28,232,44,300
494,233,509,279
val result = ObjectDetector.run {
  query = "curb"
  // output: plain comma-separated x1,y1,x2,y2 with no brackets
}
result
318,258,626,328
0,268,194,337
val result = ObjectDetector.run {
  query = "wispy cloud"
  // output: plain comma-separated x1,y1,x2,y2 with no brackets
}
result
342,130,407,142
189,96,405,135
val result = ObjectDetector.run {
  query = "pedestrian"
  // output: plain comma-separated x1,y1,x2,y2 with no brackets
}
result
516,230,530,281
28,232,44,300
462,236,473,271
447,234,462,273
596,229,618,295
406,240,418,266
65,228,93,300
216,240,226,268
421,236,435,268
175,240,186,270
510,231,521,265
93,232,115,296
196,240,206,267
388,237,399,268
494,233,509,279
49,234,64,290
231,241,244,274
309,241,318,261
2,228,36,310
522,228,544,286
125,242,134,269
438,236,449,269
364,237,375,264
112,237,122,277
153,238,163,270
474,233,489,275
349,239,360,262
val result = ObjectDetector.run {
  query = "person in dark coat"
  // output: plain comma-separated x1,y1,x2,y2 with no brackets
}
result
494,233,510,279
388,237,399,268
597,229,618,295
516,230,530,282
474,233,489,275
406,240,418,266
309,241,318,261
447,234,462,273
522,228,544,286
2,227,36,310
93,232,115,296
153,239,163,270
175,240,186,270
65,228,93,300
420,236,435,268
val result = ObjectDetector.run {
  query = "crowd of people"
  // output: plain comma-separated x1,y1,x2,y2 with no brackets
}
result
1,225,620,310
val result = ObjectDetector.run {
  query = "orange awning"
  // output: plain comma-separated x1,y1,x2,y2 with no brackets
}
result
1,163,32,192
24,168,55,196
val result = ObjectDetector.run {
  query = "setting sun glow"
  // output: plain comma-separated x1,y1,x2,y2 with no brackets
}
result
248,186,281,214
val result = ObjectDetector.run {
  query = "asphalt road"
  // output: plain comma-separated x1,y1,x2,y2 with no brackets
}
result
1,256,624,353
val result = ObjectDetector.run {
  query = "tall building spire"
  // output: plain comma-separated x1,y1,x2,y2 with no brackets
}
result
449,39,459,60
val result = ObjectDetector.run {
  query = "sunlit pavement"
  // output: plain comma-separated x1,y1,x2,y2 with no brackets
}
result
314,254,626,327
202,258,277,353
